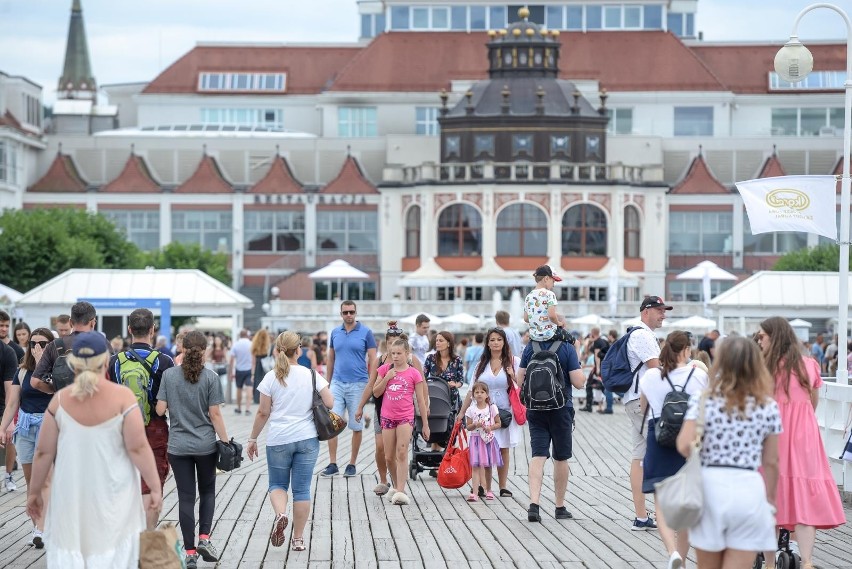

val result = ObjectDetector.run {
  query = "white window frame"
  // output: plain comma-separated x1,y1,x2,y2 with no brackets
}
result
200,108,284,129
338,107,378,138
607,107,634,134
770,107,844,136
415,107,440,135
769,70,847,91
198,72,287,92
102,210,161,251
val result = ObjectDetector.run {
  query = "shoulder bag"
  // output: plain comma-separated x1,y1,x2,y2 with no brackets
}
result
260,346,275,374
437,421,471,489
507,369,527,425
653,391,706,530
311,369,346,441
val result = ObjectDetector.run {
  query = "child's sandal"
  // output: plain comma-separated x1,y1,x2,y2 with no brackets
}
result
467,494,478,502
291,537,306,551
485,491,495,500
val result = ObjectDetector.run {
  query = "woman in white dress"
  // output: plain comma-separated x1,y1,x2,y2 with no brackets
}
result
458,328,521,498
27,332,161,569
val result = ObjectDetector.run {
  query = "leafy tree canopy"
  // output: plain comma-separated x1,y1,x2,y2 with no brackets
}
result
773,243,849,271
142,241,231,285
0,208,141,291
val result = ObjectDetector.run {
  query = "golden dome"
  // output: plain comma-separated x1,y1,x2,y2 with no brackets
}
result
499,29,508,35
518,6,530,19
512,28,522,36
488,29,497,37
525,28,535,36
551,30,561,37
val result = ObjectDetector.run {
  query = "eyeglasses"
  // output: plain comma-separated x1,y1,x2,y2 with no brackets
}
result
29,340,49,349
341,310,356,316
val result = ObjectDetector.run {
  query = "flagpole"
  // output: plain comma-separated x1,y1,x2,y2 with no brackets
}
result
777,3,851,386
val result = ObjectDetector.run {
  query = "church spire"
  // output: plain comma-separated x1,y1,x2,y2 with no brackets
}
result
58,0,96,101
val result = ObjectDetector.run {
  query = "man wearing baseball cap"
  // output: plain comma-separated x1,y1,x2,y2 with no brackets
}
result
524,265,567,342
624,295,672,531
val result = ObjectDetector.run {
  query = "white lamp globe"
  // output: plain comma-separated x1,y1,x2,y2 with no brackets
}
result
774,39,814,83
262,302,271,314
270,286,280,298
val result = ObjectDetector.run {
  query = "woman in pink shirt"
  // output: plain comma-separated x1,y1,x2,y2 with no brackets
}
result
373,338,429,506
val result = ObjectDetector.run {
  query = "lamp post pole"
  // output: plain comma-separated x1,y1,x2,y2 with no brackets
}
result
778,3,851,385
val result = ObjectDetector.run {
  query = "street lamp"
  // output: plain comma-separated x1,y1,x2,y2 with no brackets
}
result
776,3,851,386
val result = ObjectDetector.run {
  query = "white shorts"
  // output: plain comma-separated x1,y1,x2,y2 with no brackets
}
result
689,467,777,553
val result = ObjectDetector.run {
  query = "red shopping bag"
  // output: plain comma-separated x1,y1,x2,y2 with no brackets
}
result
509,382,527,425
437,421,471,489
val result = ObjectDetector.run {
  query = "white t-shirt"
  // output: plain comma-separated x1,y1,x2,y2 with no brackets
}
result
411,333,430,365
624,321,660,403
257,365,329,446
230,337,253,371
639,364,708,420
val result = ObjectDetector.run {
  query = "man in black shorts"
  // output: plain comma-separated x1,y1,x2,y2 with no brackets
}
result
517,336,586,522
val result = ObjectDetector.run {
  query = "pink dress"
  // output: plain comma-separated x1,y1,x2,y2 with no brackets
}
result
773,357,846,529
465,404,504,468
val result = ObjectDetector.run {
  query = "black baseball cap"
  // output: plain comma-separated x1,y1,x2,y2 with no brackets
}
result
640,296,673,312
533,265,562,282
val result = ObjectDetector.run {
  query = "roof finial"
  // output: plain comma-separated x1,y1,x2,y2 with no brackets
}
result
130,143,135,156
58,142,63,155
698,144,703,157
202,144,207,156
519,5,530,21
347,144,351,157
275,144,280,156
772,144,777,156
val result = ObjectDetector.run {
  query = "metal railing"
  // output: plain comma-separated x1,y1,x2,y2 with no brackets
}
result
386,161,664,185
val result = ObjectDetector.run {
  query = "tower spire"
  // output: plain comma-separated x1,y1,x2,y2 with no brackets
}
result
58,0,96,101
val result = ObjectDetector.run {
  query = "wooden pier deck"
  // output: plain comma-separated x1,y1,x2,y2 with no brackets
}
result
1,402,850,568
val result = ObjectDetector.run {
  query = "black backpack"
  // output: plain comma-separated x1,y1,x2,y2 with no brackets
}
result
600,327,644,394
521,340,566,411
49,337,76,391
654,368,696,448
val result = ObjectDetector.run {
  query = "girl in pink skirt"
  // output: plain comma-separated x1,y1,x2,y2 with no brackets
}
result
464,381,503,501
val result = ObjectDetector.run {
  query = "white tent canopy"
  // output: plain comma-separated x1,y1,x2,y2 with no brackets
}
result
15,269,253,337
789,318,813,328
442,312,480,326
570,314,615,326
400,312,444,326
309,259,369,280
398,258,458,287
663,315,718,330
676,260,738,282
581,257,640,287
0,283,23,303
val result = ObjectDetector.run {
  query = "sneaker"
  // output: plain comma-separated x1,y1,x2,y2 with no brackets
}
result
597,409,614,414
364,415,372,429
391,491,410,505
269,513,288,547
185,554,198,569
631,517,657,531
196,539,219,562
579,406,593,413
244,409,252,416
29,527,44,549
555,506,573,520
667,551,683,569
343,464,356,477
233,408,241,415
428,469,438,477
4,474,16,492
527,503,541,522
321,463,339,477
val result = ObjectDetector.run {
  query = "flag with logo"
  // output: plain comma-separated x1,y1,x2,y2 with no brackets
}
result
735,175,837,239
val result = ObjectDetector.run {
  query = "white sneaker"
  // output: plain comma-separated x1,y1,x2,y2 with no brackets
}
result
667,551,683,569
30,528,44,549
4,474,16,492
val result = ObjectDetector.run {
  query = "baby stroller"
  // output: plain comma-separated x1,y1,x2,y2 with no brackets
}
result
752,529,801,569
409,376,457,480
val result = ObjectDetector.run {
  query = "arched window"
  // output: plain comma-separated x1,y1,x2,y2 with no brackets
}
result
561,204,607,256
438,204,482,256
496,204,548,256
624,205,641,258
405,206,420,257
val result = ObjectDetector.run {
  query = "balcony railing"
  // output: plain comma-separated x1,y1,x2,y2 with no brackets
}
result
383,161,664,185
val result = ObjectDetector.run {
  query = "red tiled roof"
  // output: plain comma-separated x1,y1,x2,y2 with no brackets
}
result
143,45,362,95
328,31,726,92
101,154,161,193
174,155,233,194
28,153,88,193
670,154,730,195
756,154,786,178
691,43,845,94
321,156,378,194
249,155,303,194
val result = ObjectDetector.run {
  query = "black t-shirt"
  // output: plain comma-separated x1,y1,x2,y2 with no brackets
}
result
13,369,53,414
698,336,715,358
108,342,176,421
5,341,24,363
0,342,18,412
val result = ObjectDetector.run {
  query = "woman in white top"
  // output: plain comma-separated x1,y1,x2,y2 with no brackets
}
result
677,336,781,569
458,328,521,498
27,332,161,569
640,330,708,569
247,331,333,552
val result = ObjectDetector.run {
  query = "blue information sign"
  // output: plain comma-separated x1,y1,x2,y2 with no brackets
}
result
79,298,171,348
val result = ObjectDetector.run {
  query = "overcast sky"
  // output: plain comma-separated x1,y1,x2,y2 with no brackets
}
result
0,0,848,104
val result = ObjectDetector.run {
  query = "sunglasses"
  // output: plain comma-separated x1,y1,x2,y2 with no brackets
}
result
341,310,356,315
29,340,49,349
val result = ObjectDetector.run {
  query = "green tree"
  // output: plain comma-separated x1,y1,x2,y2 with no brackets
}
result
143,242,231,285
773,243,850,271
0,208,141,291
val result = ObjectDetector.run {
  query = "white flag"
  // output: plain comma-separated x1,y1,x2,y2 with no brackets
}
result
736,175,837,240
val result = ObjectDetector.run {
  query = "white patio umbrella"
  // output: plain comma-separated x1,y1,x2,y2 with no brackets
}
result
309,259,369,300
442,312,480,326
400,312,444,326
492,290,503,316
509,289,524,329
621,316,643,329
676,260,737,316
608,262,619,316
663,315,718,330
570,314,615,327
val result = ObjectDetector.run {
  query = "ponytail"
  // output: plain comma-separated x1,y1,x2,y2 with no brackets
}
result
274,331,301,386
66,352,108,400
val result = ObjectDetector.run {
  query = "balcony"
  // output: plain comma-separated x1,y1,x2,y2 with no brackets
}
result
383,161,664,186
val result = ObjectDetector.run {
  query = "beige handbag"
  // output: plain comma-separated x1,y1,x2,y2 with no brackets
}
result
139,523,185,569
654,391,706,530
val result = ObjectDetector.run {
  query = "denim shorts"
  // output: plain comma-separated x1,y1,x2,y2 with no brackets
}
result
527,406,575,461
14,420,42,465
267,437,320,502
330,381,368,431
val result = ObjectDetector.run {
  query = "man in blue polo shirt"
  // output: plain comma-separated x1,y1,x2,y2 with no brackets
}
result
321,300,377,477
517,333,585,522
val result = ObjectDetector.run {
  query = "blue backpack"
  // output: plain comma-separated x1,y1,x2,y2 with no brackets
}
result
600,327,645,394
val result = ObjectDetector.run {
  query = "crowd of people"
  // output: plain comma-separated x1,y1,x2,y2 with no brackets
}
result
0,263,847,568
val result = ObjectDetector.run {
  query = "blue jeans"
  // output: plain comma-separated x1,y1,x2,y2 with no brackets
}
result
604,389,614,411
267,437,320,502
330,380,367,431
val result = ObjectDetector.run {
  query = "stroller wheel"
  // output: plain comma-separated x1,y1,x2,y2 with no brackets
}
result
790,552,801,569
409,464,418,480
752,553,764,569
777,551,791,569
